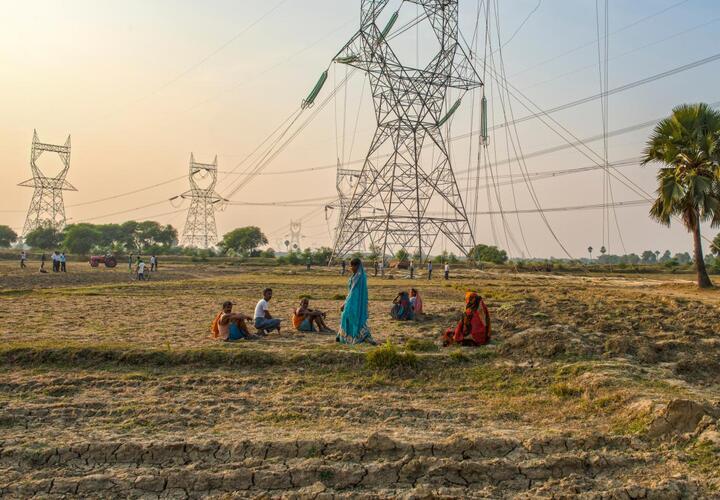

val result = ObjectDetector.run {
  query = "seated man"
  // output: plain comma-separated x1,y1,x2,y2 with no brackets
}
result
292,298,334,333
254,288,282,334
443,292,491,347
212,301,254,341
390,291,414,321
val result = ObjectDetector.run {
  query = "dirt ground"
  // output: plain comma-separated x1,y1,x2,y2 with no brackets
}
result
0,261,719,498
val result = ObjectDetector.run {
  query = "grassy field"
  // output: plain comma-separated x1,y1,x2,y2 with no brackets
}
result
0,261,719,498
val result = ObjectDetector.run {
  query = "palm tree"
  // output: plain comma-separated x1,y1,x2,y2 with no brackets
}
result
642,103,720,288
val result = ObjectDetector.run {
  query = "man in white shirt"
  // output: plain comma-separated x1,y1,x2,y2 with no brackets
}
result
137,260,146,281
150,255,157,272
254,288,282,333
427,261,433,280
444,263,450,280
20,251,27,269
52,251,60,272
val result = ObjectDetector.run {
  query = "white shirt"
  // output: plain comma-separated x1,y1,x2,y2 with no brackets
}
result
138,262,145,273
445,264,450,272
254,299,269,319
150,256,156,264
52,254,59,261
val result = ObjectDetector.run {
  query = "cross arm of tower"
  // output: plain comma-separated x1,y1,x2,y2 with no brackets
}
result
32,142,71,155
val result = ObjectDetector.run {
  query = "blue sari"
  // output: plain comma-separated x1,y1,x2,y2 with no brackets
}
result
337,263,374,345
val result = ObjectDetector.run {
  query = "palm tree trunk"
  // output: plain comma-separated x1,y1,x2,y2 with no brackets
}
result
692,222,713,288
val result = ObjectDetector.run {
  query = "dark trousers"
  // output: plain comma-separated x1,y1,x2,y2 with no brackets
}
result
444,271,449,280
53,261,59,272
61,262,66,272
427,270,432,280
20,260,26,269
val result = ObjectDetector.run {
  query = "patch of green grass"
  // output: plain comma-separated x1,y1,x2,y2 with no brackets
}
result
449,349,470,363
258,411,308,424
610,411,653,436
684,440,720,476
404,339,439,352
366,341,417,370
550,382,583,399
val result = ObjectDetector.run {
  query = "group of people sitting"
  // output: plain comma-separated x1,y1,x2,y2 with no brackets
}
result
390,288,423,321
211,257,490,347
211,288,336,342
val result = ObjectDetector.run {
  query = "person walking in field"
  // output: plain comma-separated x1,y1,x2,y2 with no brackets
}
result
254,288,282,334
150,255,157,272
337,258,376,345
20,251,27,269
52,251,60,272
427,261,433,280
409,260,415,279
444,263,450,280
60,252,67,272
136,259,146,281
341,259,347,276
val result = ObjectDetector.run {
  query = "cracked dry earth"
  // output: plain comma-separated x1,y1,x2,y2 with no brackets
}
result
1,262,719,498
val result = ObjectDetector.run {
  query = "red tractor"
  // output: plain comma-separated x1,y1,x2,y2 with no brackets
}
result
89,254,118,268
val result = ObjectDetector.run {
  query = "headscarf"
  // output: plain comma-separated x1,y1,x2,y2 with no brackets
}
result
412,289,423,315
337,261,373,344
463,292,485,339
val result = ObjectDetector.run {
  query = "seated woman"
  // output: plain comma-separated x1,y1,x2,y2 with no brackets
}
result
409,288,424,318
212,301,255,341
443,292,491,347
391,291,414,321
292,298,334,333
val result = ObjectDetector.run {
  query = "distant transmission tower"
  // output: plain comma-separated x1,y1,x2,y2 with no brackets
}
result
179,154,225,249
19,130,76,237
289,220,302,249
331,0,482,262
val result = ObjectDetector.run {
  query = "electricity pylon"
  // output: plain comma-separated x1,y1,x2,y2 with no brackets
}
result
331,0,483,263
289,220,302,249
178,154,225,248
19,130,76,237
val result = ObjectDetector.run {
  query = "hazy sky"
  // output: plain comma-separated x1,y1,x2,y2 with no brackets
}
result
1,0,719,258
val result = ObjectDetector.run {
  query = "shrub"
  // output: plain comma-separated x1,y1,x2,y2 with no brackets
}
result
366,341,417,370
449,349,470,363
550,382,583,399
332,294,347,300
405,339,439,352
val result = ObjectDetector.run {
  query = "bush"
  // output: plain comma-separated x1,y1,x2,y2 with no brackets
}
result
550,382,583,399
366,341,417,370
449,349,470,363
405,339,439,352
332,294,346,300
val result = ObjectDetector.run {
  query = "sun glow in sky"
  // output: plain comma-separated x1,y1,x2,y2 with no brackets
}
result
1,0,719,257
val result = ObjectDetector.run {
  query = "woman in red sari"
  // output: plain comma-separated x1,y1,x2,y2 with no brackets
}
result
443,292,491,347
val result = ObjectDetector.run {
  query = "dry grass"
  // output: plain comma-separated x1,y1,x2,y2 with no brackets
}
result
1,261,719,495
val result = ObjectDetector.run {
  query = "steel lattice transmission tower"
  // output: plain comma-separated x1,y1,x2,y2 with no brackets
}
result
289,220,302,249
179,154,225,248
331,0,483,262
19,130,76,237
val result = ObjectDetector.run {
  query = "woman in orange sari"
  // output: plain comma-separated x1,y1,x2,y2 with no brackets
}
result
443,292,491,347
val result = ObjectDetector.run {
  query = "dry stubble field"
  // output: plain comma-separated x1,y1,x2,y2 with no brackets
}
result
0,260,719,499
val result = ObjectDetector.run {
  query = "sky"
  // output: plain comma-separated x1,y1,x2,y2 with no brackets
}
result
1,0,719,258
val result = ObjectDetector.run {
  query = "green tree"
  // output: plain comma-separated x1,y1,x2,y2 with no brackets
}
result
312,247,333,265
0,225,18,248
220,226,268,255
642,103,720,288
659,250,672,263
25,224,63,250
395,248,409,262
63,224,101,255
471,244,508,264
712,233,720,255
641,250,657,264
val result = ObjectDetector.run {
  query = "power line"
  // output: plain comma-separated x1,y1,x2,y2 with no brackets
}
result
465,199,649,216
